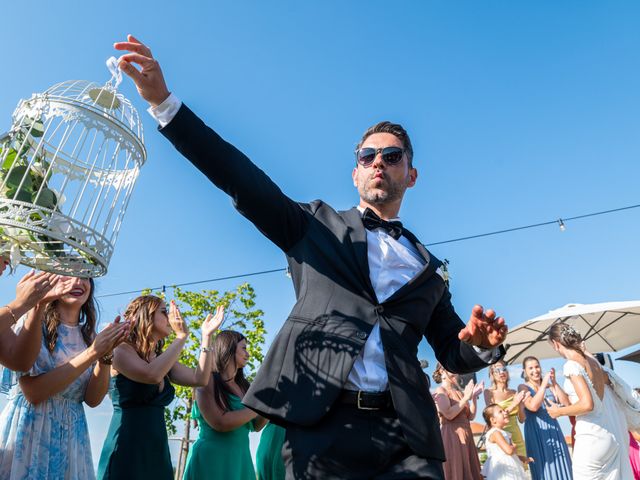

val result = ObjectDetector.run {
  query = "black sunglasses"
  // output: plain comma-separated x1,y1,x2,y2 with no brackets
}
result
355,146,405,167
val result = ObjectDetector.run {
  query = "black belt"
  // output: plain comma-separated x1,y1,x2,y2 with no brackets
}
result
338,390,393,411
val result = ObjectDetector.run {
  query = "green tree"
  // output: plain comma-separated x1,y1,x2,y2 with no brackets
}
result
144,282,266,476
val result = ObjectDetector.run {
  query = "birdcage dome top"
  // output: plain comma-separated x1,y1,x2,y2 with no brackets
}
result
13,78,146,169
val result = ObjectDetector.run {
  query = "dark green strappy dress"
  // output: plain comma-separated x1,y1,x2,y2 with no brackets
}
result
97,374,175,480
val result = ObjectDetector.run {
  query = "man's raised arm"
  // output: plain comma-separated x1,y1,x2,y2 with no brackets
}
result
114,35,307,252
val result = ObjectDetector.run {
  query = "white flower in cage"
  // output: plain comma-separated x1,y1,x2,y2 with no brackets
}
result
49,188,66,208
3,227,32,245
9,243,21,270
47,216,74,236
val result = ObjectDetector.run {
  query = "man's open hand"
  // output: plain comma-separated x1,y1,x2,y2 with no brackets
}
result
458,305,507,349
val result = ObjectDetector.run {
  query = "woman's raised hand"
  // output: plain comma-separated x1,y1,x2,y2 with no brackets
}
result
91,316,130,358
462,380,475,401
37,275,76,305
169,300,189,339
14,272,73,311
202,305,225,338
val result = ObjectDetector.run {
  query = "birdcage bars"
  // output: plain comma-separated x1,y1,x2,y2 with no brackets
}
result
0,75,146,277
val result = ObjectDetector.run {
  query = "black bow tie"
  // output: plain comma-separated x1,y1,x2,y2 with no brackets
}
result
361,208,403,240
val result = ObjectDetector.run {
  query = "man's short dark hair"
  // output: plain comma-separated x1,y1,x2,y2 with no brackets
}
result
356,121,414,167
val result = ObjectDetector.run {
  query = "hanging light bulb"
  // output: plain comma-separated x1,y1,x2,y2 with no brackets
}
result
285,266,292,278
558,219,566,232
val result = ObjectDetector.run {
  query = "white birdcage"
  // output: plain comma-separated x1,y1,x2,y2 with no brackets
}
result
0,59,146,277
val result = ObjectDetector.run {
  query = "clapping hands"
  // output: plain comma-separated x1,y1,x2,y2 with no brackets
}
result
169,300,189,339
202,305,225,338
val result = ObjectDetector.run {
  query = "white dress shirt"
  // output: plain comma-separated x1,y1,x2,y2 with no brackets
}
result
343,206,427,392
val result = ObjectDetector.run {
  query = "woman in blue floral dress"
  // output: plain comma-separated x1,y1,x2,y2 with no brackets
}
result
0,276,128,480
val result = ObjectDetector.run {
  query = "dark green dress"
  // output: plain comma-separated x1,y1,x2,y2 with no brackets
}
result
183,394,255,480
97,374,175,480
256,423,286,480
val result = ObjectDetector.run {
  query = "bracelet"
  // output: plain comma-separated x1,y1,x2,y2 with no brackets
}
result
201,346,214,353
3,305,17,325
99,352,114,365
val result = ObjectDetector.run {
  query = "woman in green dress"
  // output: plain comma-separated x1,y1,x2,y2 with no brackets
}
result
483,361,527,460
98,296,224,480
183,330,267,480
256,422,286,480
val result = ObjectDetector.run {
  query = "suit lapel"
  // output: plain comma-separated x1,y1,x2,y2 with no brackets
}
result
340,207,377,302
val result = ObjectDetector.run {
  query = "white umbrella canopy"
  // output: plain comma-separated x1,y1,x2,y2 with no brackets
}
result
504,301,640,365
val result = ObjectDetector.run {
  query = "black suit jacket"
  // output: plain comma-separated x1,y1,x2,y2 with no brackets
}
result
161,104,503,460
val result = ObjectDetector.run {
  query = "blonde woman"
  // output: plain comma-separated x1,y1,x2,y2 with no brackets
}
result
98,296,224,480
483,361,528,460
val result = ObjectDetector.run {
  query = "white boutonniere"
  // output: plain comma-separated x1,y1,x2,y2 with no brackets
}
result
436,259,450,288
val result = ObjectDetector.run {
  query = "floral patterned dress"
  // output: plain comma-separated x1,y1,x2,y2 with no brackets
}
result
0,323,95,479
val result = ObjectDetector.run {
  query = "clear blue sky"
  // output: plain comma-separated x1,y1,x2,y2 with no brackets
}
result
1,0,640,467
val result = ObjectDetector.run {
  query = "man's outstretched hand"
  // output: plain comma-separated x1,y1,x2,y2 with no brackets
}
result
458,305,507,349
114,34,170,107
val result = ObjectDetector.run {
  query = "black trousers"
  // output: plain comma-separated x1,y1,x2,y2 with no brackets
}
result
282,403,444,480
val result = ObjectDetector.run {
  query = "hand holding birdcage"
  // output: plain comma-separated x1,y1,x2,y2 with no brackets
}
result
114,35,171,107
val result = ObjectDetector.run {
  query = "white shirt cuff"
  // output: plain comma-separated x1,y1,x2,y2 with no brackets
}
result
147,93,182,128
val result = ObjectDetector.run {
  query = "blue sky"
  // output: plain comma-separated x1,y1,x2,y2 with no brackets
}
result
2,0,640,467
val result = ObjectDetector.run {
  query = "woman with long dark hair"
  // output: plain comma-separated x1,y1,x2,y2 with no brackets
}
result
517,355,572,480
98,296,222,480
546,323,633,479
183,330,267,480
0,275,127,479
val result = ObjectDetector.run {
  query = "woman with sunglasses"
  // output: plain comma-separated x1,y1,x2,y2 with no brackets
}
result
484,361,528,463
517,356,572,480
98,297,222,480
0,275,128,480
545,324,633,479
432,363,484,480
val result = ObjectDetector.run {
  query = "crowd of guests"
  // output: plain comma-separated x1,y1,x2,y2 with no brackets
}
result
0,264,287,480
1,260,639,480
432,324,640,480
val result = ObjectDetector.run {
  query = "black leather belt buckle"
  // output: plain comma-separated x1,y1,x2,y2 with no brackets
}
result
357,390,380,410
340,390,391,410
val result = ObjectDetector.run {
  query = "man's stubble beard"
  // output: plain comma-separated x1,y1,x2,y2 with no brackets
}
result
358,176,407,206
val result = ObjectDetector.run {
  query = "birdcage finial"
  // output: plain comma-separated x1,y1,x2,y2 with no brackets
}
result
105,56,123,90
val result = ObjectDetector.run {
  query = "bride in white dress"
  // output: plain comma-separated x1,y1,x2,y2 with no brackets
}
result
546,323,633,480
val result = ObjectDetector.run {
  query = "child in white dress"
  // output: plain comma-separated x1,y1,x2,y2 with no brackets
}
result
481,404,530,480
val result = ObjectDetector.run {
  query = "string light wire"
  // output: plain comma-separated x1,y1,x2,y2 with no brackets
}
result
97,202,640,298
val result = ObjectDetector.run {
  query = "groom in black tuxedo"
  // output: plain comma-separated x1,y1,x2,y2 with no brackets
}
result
115,35,508,479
